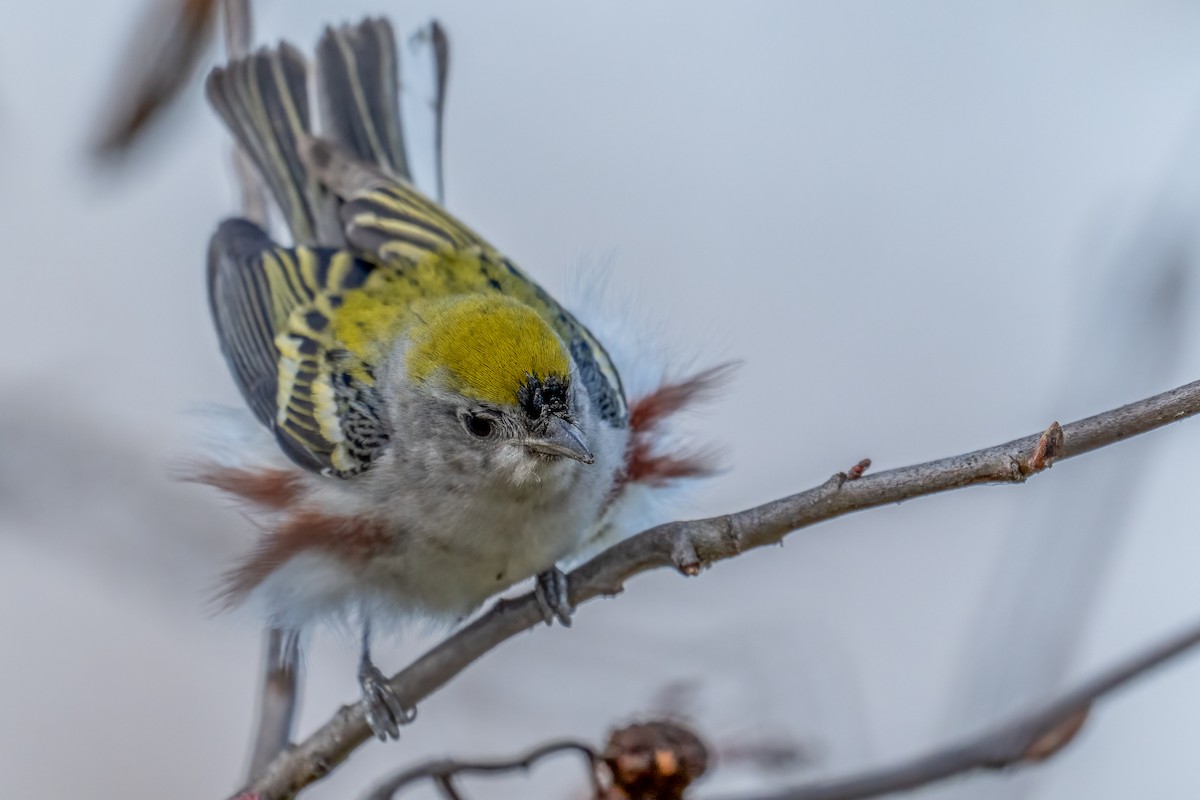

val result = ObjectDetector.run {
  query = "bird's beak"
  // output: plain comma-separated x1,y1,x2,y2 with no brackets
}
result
523,417,595,464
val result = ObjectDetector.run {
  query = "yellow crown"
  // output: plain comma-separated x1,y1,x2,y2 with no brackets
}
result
405,294,570,406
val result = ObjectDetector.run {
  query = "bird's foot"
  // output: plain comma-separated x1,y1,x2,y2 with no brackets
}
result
358,661,416,741
534,567,574,627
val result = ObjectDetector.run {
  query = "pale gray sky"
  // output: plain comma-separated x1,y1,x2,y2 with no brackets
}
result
4,2,1200,798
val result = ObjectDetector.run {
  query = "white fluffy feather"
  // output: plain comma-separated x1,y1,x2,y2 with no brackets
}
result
560,255,723,565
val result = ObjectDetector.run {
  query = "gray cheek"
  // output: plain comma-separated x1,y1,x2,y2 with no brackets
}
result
414,423,494,486
440,440,490,477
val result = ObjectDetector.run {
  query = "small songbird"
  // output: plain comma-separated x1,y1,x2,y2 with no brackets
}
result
200,18,720,740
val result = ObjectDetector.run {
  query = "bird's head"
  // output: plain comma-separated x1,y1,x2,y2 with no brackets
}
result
382,294,596,486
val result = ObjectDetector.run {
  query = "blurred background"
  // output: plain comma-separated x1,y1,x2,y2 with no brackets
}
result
4,1,1200,797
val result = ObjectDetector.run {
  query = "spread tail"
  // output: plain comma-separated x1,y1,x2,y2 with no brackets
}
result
315,18,409,180
206,43,343,246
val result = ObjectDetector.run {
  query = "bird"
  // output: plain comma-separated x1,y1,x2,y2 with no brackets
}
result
199,17,722,741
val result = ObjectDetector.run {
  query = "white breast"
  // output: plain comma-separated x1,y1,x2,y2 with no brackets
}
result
256,419,628,628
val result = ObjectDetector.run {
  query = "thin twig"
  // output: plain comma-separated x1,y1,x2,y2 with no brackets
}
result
221,0,251,56
404,20,452,204
221,0,268,226
241,377,1200,799
363,739,599,800
429,21,450,205
220,0,290,782
355,615,1200,800
737,614,1200,799
434,776,464,800
92,0,220,157
245,628,301,781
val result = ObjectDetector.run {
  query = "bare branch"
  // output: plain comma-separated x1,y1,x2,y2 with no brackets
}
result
362,720,706,800
357,616,1200,800
737,615,1200,799
424,21,450,204
244,628,300,781
433,776,464,800
221,0,251,56
241,377,1200,799
217,0,290,782
362,739,600,800
91,0,220,157
402,20,452,203
221,0,268,226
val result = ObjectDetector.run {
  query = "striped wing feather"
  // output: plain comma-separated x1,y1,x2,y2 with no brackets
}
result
207,219,382,474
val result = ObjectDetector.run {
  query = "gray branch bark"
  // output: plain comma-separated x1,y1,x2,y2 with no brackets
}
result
739,615,1200,799
239,377,1200,800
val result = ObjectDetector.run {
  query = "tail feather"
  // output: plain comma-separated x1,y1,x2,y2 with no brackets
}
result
316,18,410,180
399,20,450,202
207,17,452,239
206,44,342,246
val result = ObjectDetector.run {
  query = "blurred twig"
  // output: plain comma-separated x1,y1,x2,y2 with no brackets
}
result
245,628,301,782
423,21,450,204
238,612,1200,800
944,174,1193,800
362,739,601,800
221,0,251,56
398,20,452,203
737,613,1200,800
239,377,1200,799
363,720,707,800
90,0,268,232
356,607,1200,800
220,0,285,783
92,0,219,157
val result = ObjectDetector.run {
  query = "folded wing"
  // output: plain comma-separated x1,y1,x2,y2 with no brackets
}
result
207,218,387,475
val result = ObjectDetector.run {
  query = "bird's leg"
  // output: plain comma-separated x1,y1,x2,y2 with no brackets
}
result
534,567,574,627
357,618,416,741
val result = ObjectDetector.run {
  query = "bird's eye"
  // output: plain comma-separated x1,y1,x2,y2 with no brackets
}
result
461,412,496,439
